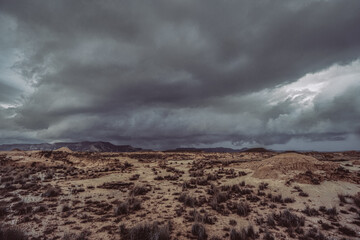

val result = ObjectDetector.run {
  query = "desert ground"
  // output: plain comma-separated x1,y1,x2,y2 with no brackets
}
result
1,149,360,240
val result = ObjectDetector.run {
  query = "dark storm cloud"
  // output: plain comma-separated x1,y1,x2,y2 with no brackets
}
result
0,0,360,149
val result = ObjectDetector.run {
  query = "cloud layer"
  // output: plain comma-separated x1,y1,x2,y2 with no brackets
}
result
0,0,360,150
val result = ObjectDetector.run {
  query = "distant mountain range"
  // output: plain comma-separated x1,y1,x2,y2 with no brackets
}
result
165,147,274,153
0,141,275,153
0,141,142,152
164,147,247,153
242,147,274,152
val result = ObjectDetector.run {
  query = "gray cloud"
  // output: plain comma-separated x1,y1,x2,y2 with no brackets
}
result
0,0,360,149
0,81,20,103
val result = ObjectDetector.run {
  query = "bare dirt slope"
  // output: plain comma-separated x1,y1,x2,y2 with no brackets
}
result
54,147,73,153
0,150,360,240
251,153,336,179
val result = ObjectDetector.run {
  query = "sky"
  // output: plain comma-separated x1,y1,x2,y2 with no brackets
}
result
0,0,360,151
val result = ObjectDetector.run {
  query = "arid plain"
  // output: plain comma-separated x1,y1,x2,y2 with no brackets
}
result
1,149,360,240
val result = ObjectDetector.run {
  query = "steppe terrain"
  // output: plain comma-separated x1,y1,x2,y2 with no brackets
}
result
1,149,360,239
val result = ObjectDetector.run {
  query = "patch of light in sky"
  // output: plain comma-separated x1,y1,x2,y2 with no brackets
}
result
269,59,360,106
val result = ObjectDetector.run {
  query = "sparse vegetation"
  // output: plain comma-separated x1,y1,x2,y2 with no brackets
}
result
188,209,216,224
338,194,347,203
229,219,237,226
42,186,61,197
267,210,305,230
0,225,27,240
63,231,90,240
352,193,360,208
1,150,359,239
230,225,256,240
270,194,283,203
114,197,141,215
130,185,151,196
129,174,140,180
179,192,199,207
302,206,319,216
192,222,207,240
325,207,338,217
259,182,268,190
299,227,326,240
299,191,309,197
0,206,8,217
321,222,333,230
263,230,274,240
121,221,170,240
235,202,251,217
338,225,356,236
284,197,295,203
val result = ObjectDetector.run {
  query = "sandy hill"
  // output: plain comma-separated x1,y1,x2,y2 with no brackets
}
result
11,148,22,151
252,153,336,179
54,147,73,153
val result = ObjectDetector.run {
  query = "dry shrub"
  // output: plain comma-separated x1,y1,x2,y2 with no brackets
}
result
0,225,26,240
130,185,151,196
123,221,170,240
192,222,207,240
179,193,198,207
114,197,141,215
235,202,251,217
230,225,256,240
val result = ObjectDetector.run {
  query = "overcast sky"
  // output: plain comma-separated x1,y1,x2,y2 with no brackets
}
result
0,0,360,150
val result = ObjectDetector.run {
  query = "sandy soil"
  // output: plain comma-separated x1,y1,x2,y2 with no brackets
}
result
0,150,360,239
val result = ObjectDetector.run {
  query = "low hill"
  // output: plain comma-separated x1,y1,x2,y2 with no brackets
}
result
54,147,73,153
251,153,336,179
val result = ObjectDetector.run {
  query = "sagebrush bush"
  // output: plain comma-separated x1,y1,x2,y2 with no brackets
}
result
271,194,283,203
190,170,204,177
189,209,216,224
283,197,295,203
266,215,275,228
338,194,347,203
130,185,150,196
268,210,304,229
235,202,251,217
259,182,268,190
338,225,356,237
302,206,319,216
129,174,140,180
263,230,274,240
0,207,8,217
321,222,333,230
191,222,207,240
42,186,61,197
325,207,337,217
352,193,360,208
63,231,89,240
299,192,309,197
230,225,256,240
179,193,198,207
0,225,27,240
114,197,142,215
207,173,218,181
229,219,237,226
277,210,305,228
299,228,326,240
213,191,229,203
115,202,129,215
122,221,170,240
